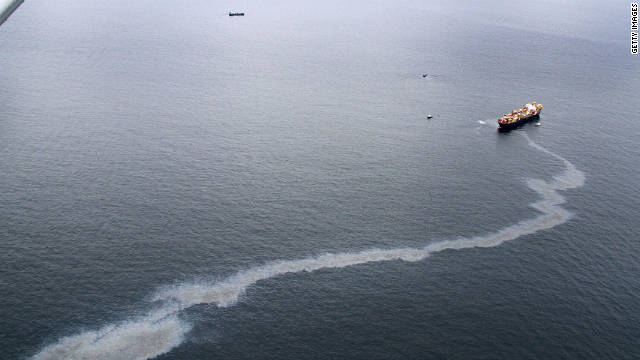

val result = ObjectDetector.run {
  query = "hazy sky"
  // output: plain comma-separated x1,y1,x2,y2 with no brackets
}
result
2,0,628,44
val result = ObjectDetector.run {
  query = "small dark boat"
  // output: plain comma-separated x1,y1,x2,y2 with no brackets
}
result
229,12,245,16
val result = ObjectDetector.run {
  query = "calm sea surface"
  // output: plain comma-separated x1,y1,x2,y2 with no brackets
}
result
1,1,639,359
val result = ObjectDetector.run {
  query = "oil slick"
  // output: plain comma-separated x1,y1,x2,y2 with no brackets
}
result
30,133,584,360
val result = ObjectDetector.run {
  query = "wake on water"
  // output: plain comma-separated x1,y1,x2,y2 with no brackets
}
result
30,132,585,360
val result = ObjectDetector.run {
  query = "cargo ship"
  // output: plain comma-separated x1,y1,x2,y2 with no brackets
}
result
497,101,542,130
229,12,245,16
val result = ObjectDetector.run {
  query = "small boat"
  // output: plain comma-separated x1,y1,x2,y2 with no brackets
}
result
427,114,433,119
422,74,428,78
535,122,541,126
229,12,245,16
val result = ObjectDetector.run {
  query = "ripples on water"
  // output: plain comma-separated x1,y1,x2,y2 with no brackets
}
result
1,1,639,359
30,133,586,360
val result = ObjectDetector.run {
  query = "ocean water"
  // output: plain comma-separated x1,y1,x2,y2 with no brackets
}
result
1,1,639,359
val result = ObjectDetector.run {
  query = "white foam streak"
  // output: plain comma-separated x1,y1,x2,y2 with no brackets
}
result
31,315,191,360
30,132,584,360
155,248,429,309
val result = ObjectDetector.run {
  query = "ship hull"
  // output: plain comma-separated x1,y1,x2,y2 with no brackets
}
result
497,113,539,131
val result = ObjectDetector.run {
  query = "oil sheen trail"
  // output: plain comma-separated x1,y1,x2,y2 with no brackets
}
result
30,132,585,360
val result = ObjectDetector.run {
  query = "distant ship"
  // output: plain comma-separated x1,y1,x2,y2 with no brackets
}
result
229,12,245,16
498,101,542,130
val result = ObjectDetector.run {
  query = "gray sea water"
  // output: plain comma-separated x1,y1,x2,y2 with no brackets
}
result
1,1,639,359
